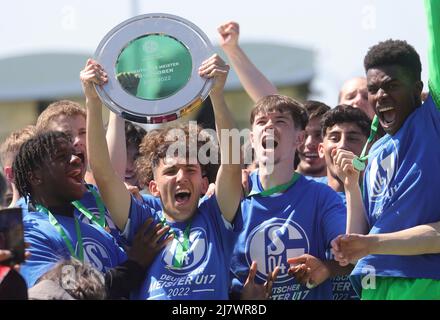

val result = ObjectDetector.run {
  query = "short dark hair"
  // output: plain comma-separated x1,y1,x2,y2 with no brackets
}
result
364,39,422,81
321,105,371,138
12,131,71,205
125,121,146,149
250,95,308,130
303,100,331,122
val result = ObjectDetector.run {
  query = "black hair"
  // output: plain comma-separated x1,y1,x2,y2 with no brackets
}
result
304,100,331,121
125,121,146,149
364,39,422,81
321,105,371,138
12,131,71,205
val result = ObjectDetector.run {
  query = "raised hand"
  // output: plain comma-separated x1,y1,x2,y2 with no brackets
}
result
80,58,108,101
198,54,230,96
218,21,240,50
332,148,360,189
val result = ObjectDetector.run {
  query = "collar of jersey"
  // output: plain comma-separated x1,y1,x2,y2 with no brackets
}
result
247,170,301,197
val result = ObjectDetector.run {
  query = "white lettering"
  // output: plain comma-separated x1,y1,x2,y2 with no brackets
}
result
361,265,376,290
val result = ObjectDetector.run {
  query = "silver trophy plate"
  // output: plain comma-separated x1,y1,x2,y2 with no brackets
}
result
94,13,214,123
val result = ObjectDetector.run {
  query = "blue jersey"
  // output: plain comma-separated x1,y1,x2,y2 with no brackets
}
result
351,95,440,292
141,193,162,211
305,175,329,185
17,185,125,247
124,195,241,300
337,191,346,205
232,171,346,300
15,197,29,217
326,191,359,300
20,210,127,288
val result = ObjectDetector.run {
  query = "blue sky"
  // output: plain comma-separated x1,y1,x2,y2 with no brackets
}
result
0,0,429,104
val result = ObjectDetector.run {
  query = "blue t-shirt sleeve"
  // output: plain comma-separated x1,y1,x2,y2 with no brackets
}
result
20,222,69,288
319,187,347,249
141,194,162,211
198,194,243,255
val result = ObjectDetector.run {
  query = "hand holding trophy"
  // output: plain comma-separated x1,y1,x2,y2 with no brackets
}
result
94,13,214,123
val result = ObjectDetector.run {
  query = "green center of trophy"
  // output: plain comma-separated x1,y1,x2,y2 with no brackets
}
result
116,34,192,100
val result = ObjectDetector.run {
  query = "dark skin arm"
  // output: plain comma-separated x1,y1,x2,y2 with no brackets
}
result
105,218,173,299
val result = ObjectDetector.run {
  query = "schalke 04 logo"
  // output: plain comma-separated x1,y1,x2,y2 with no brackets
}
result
245,218,310,283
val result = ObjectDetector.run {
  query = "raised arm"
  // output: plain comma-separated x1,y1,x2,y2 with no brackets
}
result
198,54,242,222
333,149,369,235
425,0,440,104
80,59,131,230
218,21,277,102
106,72,143,182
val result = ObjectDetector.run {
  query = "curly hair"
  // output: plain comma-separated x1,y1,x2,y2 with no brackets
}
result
36,100,86,131
12,131,70,205
364,39,422,81
135,123,218,186
250,95,308,130
321,104,371,138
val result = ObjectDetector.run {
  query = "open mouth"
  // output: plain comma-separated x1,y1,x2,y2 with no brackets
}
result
67,168,84,185
75,152,85,164
175,189,191,205
262,136,278,150
377,106,396,127
303,152,319,160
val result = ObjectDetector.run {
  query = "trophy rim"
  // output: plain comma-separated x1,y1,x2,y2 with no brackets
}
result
93,13,214,123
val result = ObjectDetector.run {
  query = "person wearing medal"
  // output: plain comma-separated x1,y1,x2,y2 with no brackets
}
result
332,0,440,300
36,101,125,245
316,104,371,300
228,94,348,300
217,21,388,176
82,54,244,300
13,130,172,298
